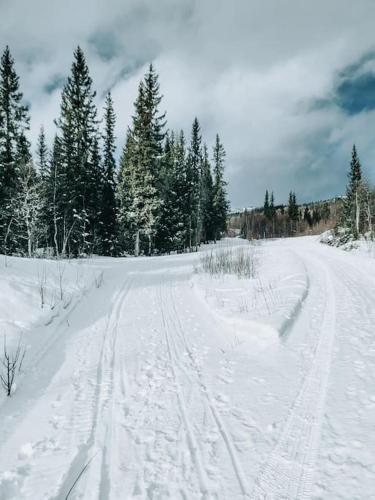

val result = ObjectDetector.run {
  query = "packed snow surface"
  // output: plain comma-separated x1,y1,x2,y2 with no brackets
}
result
0,237,374,499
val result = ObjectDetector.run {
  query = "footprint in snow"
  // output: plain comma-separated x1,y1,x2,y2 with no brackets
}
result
215,393,229,405
217,375,233,385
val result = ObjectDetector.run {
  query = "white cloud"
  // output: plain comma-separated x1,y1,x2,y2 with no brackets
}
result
1,0,375,206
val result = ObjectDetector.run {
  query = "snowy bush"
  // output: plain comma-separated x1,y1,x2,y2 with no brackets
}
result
321,228,359,250
199,245,257,278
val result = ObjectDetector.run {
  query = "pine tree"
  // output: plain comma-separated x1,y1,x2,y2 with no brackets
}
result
35,127,49,249
154,132,175,253
0,46,31,253
266,191,277,237
55,46,99,256
200,144,214,242
269,192,276,220
117,128,135,254
143,64,166,181
36,126,49,179
186,118,202,249
264,190,270,219
212,134,229,240
86,135,102,253
155,132,187,253
303,206,313,227
287,191,299,233
99,93,117,255
174,130,189,250
347,145,362,199
341,144,363,237
173,130,189,250
117,66,165,256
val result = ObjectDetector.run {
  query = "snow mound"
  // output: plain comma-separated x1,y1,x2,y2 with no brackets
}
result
194,241,309,346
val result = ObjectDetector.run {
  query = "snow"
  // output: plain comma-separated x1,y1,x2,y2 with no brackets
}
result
0,237,374,499
321,229,375,258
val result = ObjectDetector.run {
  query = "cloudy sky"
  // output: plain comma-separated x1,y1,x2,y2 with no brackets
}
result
1,0,375,208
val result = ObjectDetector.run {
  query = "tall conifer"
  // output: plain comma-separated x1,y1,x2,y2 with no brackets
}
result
55,46,99,255
99,93,117,255
0,46,31,252
186,117,202,249
212,134,228,240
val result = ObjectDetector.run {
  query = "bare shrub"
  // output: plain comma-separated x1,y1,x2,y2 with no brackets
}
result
199,245,257,279
57,261,66,301
0,336,26,397
38,264,47,308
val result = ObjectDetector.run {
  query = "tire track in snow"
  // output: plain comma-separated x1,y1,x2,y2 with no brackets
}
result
278,252,310,339
308,251,375,499
164,278,251,499
54,274,135,500
0,276,135,500
252,257,336,500
117,274,202,499
158,281,213,499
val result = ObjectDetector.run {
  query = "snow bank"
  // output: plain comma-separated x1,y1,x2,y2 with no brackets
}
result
193,239,309,348
321,230,375,257
0,255,109,403
0,255,105,337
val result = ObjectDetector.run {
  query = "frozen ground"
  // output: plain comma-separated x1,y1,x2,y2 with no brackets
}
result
0,237,374,499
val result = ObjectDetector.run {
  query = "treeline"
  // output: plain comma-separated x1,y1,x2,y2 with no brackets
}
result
240,190,337,239
0,46,229,258
333,145,374,243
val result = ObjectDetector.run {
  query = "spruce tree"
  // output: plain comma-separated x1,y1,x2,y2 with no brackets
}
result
154,132,175,253
212,134,229,240
186,117,202,249
87,135,102,253
0,46,31,253
117,128,135,254
303,206,313,227
264,190,270,219
144,64,166,181
347,145,362,199
55,46,99,255
36,126,49,179
201,144,214,242
155,132,187,253
341,144,363,237
287,191,299,233
174,130,189,249
35,126,50,248
99,93,117,255
269,192,276,220
117,66,165,256
173,130,189,250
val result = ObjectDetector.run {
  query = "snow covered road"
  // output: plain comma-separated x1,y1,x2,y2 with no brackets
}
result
0,237,374,499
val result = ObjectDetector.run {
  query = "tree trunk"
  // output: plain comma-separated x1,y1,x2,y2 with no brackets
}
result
135,229,140,257
355,191,360,235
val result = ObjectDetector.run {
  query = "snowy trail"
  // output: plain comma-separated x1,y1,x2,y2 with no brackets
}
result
252,240,375,500
0,237,374,499
253,252,337,499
